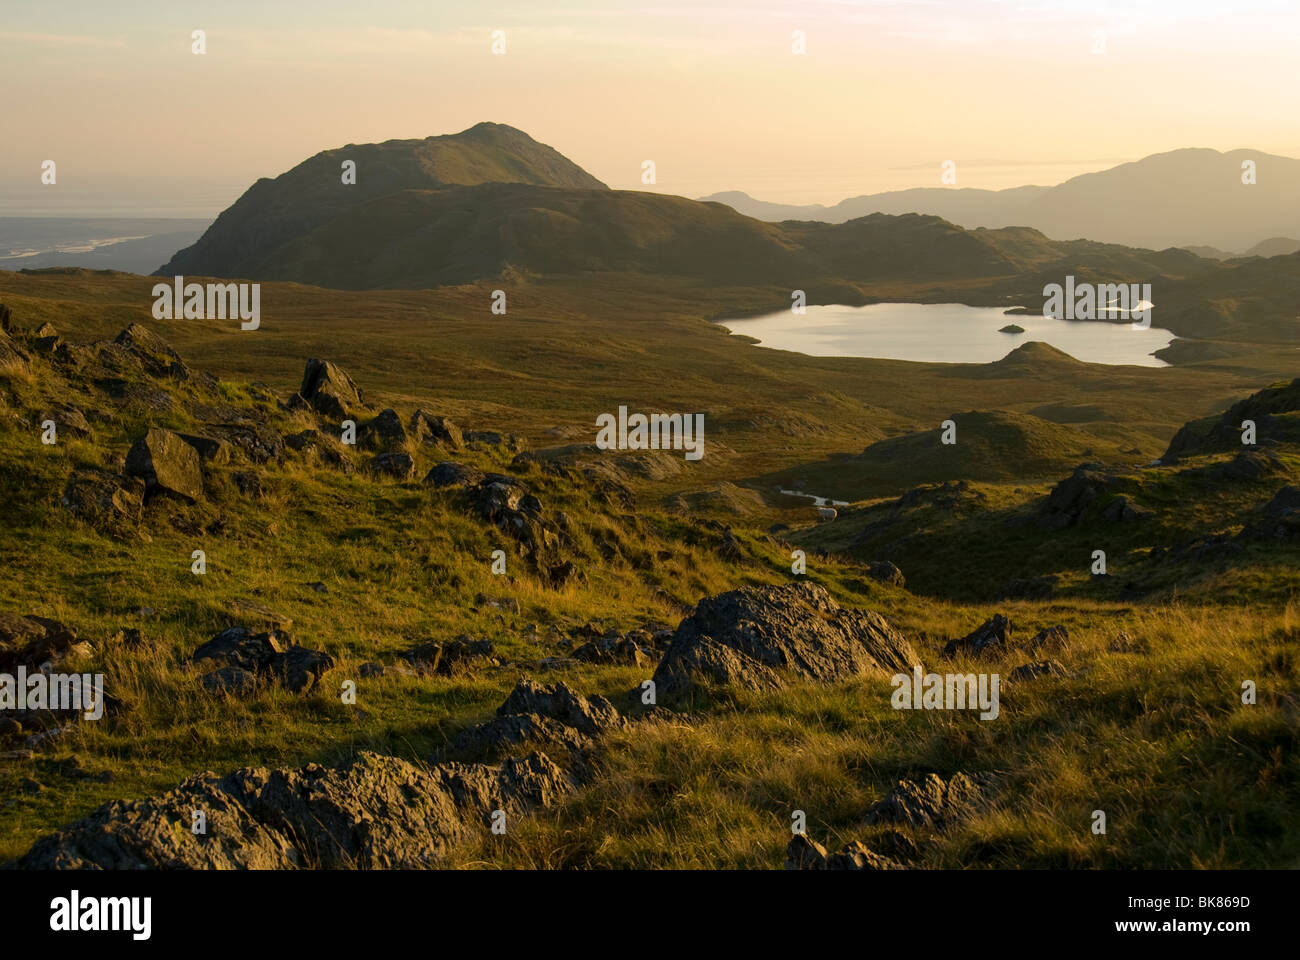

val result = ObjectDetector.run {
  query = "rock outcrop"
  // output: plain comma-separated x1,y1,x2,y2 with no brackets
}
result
14,750,567,869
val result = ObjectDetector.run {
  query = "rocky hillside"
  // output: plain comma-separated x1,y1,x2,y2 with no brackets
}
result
0,307,1295,870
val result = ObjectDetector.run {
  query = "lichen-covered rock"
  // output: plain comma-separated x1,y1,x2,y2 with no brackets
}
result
865,772,998,830
14,750,569,869
652,582,918,697
125,427,204,502
358,408,409,451
410,410,463,449
299,359,362,420
61,469,145,537
423,461,485,489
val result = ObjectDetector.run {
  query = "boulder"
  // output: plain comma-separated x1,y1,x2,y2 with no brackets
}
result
866,561,906,588
1026,624,1069,651
358,409,408,451
410,410,463,449
39,406,92,438
125,428,205,502
447,678,624,765
651,582,919,698
299,359,362,420
496,677,625,737
113,324,189,380
370,452,415,480
941,615,1009,660
1037,463,1110,529
423,462,485,489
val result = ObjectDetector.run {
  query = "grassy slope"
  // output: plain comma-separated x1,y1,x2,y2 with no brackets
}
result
1,270,1297,867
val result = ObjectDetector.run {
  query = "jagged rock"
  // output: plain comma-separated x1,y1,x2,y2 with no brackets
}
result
785,835,903,870
370,452,415,480
652,582,919,698
866,561,906,588
113,324,189,380
1003,575,1058,600
447,678,623,764
1008,659,1067,682
1265,484,1300,518
192,626,289,671
410,410,463,449
1215,450,1283,481
178,433,231,464
865,772,997,829
39,406,92,438
496,678,625,737
941,615,1009,660
61,469,145,537
1026,625,1069,651
358,409,408,451
14,750,568,869
424,461,485,489
0,327,30,376
299,359,362,420
478,479,524,517
125,428,205,502
785,834,829,869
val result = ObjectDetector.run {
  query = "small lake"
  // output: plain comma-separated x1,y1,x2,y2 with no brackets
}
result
720,302,1175,367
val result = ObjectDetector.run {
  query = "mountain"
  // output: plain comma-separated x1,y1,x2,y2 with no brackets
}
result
701,149,1300,252
699,186,1049,230
157,124,1221,294
159,123,606,279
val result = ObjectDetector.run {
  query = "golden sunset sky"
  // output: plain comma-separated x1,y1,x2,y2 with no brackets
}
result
3,0,1296,214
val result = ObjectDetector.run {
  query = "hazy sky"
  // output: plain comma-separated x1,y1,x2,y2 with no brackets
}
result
3,0,1297,215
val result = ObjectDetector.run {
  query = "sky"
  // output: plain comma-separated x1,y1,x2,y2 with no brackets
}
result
2,0,1297,216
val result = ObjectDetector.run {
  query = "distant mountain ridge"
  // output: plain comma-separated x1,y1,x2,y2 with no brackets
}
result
159,123,1218,292
700,149,1300,252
